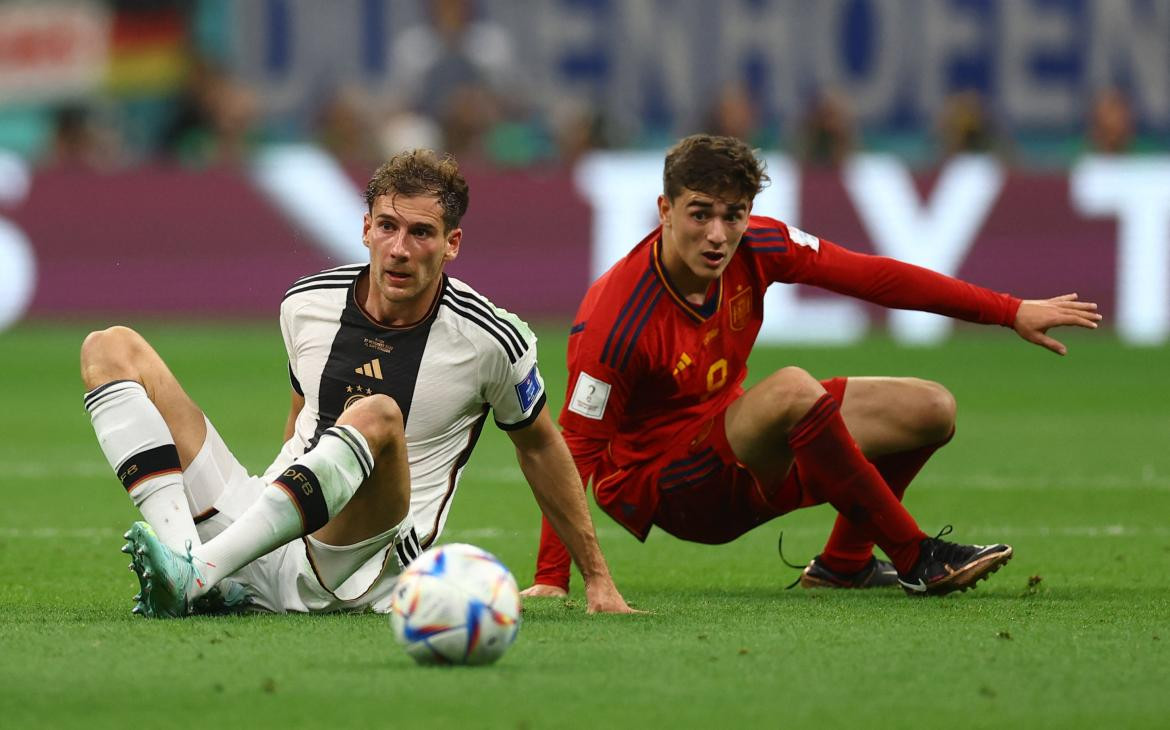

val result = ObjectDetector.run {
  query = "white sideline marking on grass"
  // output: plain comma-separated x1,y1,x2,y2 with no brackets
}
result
773,525,1170,538
445,526,635,540
0,462,532,484
0,461,110,479
964,525,1170,538
919,472,1170,491
2,524,1166,541
7,462,1167,492
0,527,121,539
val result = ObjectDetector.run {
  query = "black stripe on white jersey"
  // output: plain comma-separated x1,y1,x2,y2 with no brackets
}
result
445,284,527,355
283,282,353,301
439,298,520,363
287,263,365,287
406,525,421,557
307,276,439,448
284,264,365,299
285,267,362,299
440,286,527,364
290,262,366,285
394,527,421,568
400,527,419,561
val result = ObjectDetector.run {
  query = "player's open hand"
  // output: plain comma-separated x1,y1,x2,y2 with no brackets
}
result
1013,293,1101,355
584,579,642,614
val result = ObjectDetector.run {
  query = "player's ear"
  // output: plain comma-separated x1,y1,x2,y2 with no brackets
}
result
657,194,671,227
361,212,372,250
443,227,461,262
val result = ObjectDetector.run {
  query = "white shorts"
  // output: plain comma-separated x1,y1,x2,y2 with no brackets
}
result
183,418,411,614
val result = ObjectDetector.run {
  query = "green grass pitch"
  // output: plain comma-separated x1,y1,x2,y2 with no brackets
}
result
1,322,1167,728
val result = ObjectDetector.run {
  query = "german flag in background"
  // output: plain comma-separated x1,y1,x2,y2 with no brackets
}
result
104,6,189,96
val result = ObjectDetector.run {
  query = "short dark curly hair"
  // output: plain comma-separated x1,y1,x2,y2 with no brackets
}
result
364,149,470,233
662,134,769,203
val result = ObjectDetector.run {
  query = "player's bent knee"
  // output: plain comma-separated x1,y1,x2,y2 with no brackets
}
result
337,394,404,452
914,380,957,441
771,365,825,405
80,326,150,388
81,325,147,363
757,366,827,427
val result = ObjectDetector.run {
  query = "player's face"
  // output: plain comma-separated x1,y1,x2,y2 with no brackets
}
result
362,194,461,325
658,189,751,294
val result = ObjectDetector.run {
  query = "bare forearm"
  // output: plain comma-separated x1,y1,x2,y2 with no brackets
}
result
509,408,632,613
516,440,611,582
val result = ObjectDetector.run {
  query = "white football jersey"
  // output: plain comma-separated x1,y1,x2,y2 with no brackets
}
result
261,264,545,546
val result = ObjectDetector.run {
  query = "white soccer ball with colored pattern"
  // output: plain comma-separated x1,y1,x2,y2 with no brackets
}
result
389,543,521,665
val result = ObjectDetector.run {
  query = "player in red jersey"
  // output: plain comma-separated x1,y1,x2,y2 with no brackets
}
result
523,134,1101,597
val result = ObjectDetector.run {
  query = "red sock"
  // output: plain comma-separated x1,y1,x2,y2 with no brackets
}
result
820,430,953,573
788,394,926,574
534,515,571,591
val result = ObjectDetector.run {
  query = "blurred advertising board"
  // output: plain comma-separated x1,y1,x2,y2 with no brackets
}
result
224,0,1170,136
0,3,110,105
2,150,1168,345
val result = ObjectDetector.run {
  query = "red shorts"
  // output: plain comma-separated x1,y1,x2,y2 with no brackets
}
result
639,377,848,544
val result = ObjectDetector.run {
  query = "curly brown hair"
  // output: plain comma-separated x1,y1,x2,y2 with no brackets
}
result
364,149,470,233
662,134,769,203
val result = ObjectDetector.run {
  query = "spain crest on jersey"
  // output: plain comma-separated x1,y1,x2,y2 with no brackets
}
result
729,287,753,331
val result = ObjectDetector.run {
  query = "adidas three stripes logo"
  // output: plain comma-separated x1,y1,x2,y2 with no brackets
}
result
355,358,383,379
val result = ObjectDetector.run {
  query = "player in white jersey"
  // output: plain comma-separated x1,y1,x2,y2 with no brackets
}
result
80,149,634,616
274,265,550,552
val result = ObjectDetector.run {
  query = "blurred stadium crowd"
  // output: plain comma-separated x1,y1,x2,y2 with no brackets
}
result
2,0,1166,173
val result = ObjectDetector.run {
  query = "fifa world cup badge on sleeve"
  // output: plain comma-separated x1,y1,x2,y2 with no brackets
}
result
787,225,820,250
514,365,543,412
568,371,611,420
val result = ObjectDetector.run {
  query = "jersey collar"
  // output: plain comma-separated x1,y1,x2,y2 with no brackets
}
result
651,237,722,323
352,266,445,331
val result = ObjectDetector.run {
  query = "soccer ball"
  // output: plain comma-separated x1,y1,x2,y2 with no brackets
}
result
389,543,521,666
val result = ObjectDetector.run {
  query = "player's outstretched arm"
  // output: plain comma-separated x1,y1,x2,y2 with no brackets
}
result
1012,293,1102,355
507,407,637,614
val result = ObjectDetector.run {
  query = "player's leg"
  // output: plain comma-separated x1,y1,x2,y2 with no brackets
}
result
309,398,411,547
815,377,956,575
80,326,207,551
722,367,928,574
725,367,1011,595
192,393,411,587
128,394,412,616
299,395,421,597
840,377,956,458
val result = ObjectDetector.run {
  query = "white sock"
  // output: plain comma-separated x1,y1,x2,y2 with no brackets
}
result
190,425,374,592
85,380,201,552
137,484,200,552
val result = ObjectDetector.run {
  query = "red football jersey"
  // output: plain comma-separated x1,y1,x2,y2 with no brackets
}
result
535,215,1021,587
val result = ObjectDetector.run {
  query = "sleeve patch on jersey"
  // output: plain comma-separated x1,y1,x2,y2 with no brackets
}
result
567,371,611,420
514,365,544,413
788,225,820,250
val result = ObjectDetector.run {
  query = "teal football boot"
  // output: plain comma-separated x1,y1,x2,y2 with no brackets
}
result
121,522,199,618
